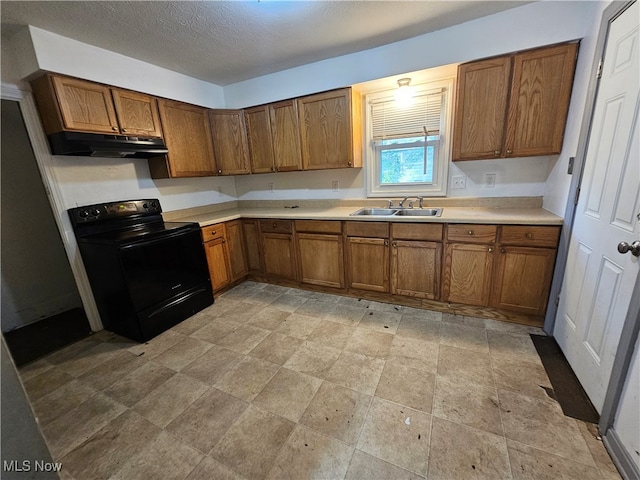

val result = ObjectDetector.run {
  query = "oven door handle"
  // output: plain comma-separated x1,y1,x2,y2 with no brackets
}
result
145,287,210,319
119,227,199,249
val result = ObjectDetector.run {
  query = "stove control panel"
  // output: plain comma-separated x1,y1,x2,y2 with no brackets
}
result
69,199,162,224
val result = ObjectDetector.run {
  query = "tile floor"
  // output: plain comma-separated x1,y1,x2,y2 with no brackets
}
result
19,281,622,480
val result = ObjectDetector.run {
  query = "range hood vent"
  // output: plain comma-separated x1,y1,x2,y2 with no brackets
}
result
48,131,168,158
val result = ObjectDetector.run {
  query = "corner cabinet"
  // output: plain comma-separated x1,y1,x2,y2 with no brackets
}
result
297,88,362,170
209,110,251,175
31,74,162,137
202,221,248,293
149,99,217,178
453,42,578,161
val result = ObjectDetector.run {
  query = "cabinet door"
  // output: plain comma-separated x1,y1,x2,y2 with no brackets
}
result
491,246,556,315
452,56,512,161
111,89,162,137
346,237,389,292
505,43,578,157
297,233,344,288
391,240,441,300
263,233,297,280
204,237,232,291
443,243,494,306
226,220,248,281
242,219,263,273
270,100,303,172
51,75,120,134
209,110,251,175
154,99,216,177
298,88,358,170
245,105,276,173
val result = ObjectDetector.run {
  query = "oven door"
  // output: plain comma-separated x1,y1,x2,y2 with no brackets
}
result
119,227,210,312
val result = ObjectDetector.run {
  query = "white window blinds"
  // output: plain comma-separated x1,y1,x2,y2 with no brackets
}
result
370,89,444,140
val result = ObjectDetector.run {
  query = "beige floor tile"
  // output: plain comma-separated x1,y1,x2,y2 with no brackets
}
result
103,362,176,407
247,306,291,330
274,313,322,339
18,358,54,381
507,439,605,480
166,388,249,454
376,361,435,413
295,299,338,318
267,293,308,312
307,320,356,349
217,302,269,323
396,314,442,342
127,330,186,360
389,336,439,373
31,379,96,426
42,392,127,459
213,324,271,353
499,389,595,466
185,456,245,480
357,397,431,475
440,322,489,353
284,341,342,378
326,351,385,395
253,368,323,422
345,449,425,480
78,350,146,390
322,304,367,326
299,381,371,445
214,356,279,401
249,332,303,365
44,337,102,366
152,336,213,371
55,341,125,377
437,344,494,387
244,290,281,306
358,309,403,334
133,373,210,428
367,301,404,313
60,410,161,480
492,354,552,399
181,345,243,385
442,313,486,328
23,367,75,401
337,296,371,308
171,313,217,336
345,328,394,359
189,318,243,344
484,318,544,336
266,424,354,480
488,330,542,365
110,431,202,480
433,375,503,436
210,405,295,480
428,417,511,480
576,421,622,478
199,297,242,317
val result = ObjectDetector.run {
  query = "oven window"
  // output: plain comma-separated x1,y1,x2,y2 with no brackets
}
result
119,229,209,311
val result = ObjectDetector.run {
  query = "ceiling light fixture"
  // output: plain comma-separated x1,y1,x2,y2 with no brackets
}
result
395,77,414,107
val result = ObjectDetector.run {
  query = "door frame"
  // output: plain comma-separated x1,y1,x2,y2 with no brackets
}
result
541,1,639,477
1,84,103,331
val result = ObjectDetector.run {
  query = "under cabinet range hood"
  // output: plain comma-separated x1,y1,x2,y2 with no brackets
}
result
47,131,168,158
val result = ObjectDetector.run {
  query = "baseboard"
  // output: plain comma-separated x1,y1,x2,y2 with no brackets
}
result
603,428,640,480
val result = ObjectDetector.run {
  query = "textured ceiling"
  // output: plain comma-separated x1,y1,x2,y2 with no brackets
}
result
1,1,530,85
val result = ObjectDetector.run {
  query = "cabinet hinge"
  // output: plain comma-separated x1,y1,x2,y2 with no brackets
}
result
596,59,603,79
574,186,581,205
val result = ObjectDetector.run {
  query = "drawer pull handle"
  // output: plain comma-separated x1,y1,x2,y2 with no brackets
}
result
468,230,474,235
384,240,389,246
494,150,500,155
488,247,493,252
525,233,533,239
501,248,506,253
211,231,216,235
506,149,513,154
273,223,277,228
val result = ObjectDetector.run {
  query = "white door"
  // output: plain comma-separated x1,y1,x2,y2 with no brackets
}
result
554,1,639,413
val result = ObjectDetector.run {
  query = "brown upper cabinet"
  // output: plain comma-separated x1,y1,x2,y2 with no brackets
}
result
209,110,251,175
297,88,362,170
149,99,216,178
453,42,578,161
245,100,303,173
31,74,162,137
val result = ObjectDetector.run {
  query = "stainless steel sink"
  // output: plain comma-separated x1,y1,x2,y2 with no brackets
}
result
350,208,398,216
394,208,442,217
350,207,443,217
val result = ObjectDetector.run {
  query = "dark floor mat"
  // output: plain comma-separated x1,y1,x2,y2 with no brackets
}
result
530,334,599,424
3,308,91,367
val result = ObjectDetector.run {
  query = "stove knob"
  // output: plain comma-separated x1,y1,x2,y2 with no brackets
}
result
151,201,158,209
91,209,101,217
143,202,148,209
79,210,89,218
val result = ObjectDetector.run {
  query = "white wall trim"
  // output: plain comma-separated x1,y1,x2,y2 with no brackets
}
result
2,90,104,331
603,428,640,480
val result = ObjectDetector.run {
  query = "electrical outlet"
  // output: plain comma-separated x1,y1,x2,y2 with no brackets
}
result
451,175,466,189
485,173,496,188
332,180,339,192
268,182,274,193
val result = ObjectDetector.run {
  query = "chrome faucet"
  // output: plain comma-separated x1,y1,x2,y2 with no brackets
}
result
399,196,410,208
417,196,424,208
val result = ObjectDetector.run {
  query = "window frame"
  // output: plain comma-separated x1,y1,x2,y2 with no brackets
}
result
364,78,454,198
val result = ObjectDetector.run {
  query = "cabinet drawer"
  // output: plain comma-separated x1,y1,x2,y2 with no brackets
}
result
295,220,342,234
345,221,389,238
447,224,497,243
500,225,561,247
392,223,443,241
202,223,225,241
259,219,292,234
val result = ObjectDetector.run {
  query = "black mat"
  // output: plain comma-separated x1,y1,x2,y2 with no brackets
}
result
530,334,599,424
3,308,92,367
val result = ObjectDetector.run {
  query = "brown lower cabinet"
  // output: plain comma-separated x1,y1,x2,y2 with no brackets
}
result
295,220,344,289
443,242,495,306
202,221,248,293
260,220,297,281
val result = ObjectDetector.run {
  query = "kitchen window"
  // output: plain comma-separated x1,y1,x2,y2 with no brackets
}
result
365,78,453,197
